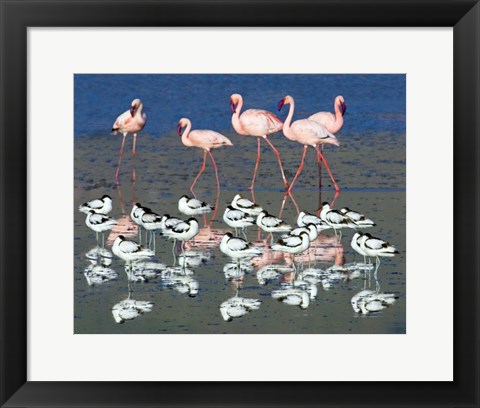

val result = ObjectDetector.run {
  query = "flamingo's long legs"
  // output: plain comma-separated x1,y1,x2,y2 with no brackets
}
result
115,133,127,184
208,151,220,192
250,138,261,190
132,133,137,181
208,151,221,226
317,145,323,189
209,187,220,227
287,145,308,193
288,191,300,214
190,150,207,192
278,191,300,219
263,137,289,190
315,146,340,192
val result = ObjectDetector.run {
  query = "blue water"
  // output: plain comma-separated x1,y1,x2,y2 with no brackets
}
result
74,74,405,138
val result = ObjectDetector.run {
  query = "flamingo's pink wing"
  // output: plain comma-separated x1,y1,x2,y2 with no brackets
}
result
113,109,131,129
189,130,232,148
240,109,283,136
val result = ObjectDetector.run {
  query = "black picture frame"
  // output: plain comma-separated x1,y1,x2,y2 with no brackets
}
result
1,1,478,407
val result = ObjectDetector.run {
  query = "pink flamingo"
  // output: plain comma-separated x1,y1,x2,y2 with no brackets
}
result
177,118,233,193
308,96,346,187
230,93,289,190
308,95,346,134
111,98,147,183
278,95,341,192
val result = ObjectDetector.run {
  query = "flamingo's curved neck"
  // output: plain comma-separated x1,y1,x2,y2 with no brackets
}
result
283,99,295,140
231,97,245,134
181,121,192,146
334,100,343,121
135,103,146,123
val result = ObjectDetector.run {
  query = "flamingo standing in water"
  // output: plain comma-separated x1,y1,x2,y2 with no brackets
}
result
111,98,147,184
308,96,346,188
278,95,341,192
230,93,289,190
308,95,346,133
177,118,233,193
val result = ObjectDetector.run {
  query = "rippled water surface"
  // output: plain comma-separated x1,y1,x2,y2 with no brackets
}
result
74,74,405,334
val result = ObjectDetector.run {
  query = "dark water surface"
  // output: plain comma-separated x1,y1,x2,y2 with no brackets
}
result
74,74,405,334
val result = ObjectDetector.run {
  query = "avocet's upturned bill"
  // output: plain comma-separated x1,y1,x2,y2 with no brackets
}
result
112,235,154,264
256,211,292,233
178,195,214,216
230,194,263,216
85,210,117,234
320,202,357,231
220,233,262,260
223,206,255,230
79,195,113,215
340,207,375,228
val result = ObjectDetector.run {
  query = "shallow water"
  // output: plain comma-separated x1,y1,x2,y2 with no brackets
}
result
74,74,405,334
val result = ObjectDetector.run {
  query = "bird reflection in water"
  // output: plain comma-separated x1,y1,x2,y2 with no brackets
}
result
351,265,398,315
160,266,199,297
84,246,118,286
178,250,211,268
129,261,166,283
106,181,139,247
220,288,261,322
112,282,153,324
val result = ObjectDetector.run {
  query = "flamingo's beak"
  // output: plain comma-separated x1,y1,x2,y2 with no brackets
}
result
230,100,236,113
277,99,285,111
340,102,347,116
177,123,182,136
130,106,136,116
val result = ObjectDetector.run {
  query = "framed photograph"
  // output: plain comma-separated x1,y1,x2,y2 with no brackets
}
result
1,0,478,407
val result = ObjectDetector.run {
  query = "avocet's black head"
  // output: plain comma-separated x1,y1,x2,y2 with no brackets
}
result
135,202,142,207
118,235,125,240
180,195,189,200
187,217,198,223
322,202,330,207
89,210,96,214
260,210,268,215
102,195,111,200
225,232,233,238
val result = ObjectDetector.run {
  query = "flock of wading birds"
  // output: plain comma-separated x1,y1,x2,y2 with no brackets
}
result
77,93,401,321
